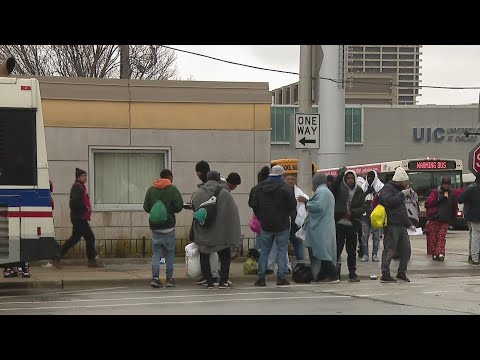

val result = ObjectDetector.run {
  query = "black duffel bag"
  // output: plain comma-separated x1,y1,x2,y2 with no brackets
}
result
292,262,313,284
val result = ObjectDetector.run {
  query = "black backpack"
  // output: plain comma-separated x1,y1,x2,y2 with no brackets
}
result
292,262,313,284
193,186,222,227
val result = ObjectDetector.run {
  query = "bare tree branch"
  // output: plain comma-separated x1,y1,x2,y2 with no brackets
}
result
0,45,178,80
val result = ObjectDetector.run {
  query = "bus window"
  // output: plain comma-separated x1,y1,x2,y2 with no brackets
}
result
407,172,433,202
432,171,462,190
0,108,37,186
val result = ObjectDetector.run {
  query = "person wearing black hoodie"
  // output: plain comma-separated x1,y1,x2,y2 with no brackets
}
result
249,165,296,287
52,168,102,269
332,167,366,282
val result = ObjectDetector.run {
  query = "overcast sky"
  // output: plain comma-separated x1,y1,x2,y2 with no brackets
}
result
173,45,480,105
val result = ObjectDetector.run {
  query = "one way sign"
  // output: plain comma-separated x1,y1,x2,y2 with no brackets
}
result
295,113,320,149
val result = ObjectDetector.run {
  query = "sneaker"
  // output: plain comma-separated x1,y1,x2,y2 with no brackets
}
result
319,277,340,284
348,274,360,282
196,278,207,285
88,261,104,268
227,280,233,287
438,255,445,262
265,269,274,275
468,256,474,264
372,255,380,262
207,283,215,289
276,278,290,286
470,261,480,266
254,279,267,287
3,268,18,278
202,277,219,286
218,282,230,289
150,277,163,288
22,269,30,278
380,275,398,283
165,278,175,288
396,273,410,282
360,255,369,262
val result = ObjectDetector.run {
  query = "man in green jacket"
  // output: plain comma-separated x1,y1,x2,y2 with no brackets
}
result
332,167,367,282
144,169,183,288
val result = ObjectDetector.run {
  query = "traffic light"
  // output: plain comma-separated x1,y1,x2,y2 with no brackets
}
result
0,57,15,77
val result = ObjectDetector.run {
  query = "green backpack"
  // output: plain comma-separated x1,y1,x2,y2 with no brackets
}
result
149,200,168,225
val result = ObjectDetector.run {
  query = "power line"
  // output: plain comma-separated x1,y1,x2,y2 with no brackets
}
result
164,45,480,91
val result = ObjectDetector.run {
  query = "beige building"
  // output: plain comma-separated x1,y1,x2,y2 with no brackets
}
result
36,77,271,256
271,45,422,106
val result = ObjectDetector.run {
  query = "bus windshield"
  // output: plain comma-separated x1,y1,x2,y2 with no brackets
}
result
409,170,461,202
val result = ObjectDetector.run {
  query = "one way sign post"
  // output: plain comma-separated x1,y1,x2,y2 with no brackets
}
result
295,113,320,149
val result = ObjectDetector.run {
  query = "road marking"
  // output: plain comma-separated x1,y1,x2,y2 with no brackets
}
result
0,295,353,312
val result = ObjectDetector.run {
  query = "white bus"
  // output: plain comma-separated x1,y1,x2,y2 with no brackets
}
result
318,158,465,229
0,57,58,265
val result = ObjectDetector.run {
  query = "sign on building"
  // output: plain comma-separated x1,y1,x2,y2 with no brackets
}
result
295,113,320,149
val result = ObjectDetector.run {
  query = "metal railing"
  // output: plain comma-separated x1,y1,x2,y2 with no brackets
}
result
57,237,260,259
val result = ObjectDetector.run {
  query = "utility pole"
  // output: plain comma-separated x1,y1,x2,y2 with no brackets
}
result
120,45,131,79
297,45,313,194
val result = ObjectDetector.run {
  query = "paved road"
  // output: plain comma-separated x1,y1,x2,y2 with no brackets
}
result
2,275,480,314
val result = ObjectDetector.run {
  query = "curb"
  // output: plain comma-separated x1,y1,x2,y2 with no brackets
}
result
3,270,480,290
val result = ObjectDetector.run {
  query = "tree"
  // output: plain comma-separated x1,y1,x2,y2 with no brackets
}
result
0,45,178,80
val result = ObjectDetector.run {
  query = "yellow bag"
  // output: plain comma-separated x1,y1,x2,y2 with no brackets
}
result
371,205,388,229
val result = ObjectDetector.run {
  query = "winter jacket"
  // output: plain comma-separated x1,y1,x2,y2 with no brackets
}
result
143,179,183,230
248,177,297,233
378,181,412,228
458,183,480,222
70,181,91,222
425,187,457,223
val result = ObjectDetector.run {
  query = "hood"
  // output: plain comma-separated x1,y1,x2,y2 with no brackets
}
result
201,180,222,194
258,178,285,193
343,170,358,190
153,179,172,189
357,176,366,189
363,170,384,194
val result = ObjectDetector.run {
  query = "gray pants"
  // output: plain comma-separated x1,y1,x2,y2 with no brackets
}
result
471,222,480,262
381,225,411,276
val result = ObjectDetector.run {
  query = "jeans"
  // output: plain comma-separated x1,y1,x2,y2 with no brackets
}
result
60,219,96,262
267,241,291,271
258,229,290,280
471,222,480,262
151,230,176,279
361,218,381,257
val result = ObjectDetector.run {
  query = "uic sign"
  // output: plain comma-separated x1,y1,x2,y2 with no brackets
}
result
295,113,320,149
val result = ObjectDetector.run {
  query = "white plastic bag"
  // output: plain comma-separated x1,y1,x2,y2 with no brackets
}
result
295,227,306,242
185,243,202,278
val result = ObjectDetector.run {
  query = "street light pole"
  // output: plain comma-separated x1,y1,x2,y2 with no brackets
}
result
297,45,313,194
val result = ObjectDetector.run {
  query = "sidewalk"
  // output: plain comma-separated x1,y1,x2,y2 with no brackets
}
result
0,231,477,289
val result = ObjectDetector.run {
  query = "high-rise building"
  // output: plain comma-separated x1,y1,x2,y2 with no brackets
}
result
271,45,422,106
347,45,422,105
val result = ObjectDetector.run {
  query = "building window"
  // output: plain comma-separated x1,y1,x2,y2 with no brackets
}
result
382,61,397,67
286,88,291,104
399,61,414,67
365,53,380,59
399,96,413,102
351,60,363,66
349,67,364,72
293,85,299,103
399,47,414,53
382,53,397,60
345,107,363,144
399,54,414,60
350,46,363,52
382,68,397,73
382,46,397,52
365,61,380,66
351,53,363,59
365,47,380,52
399,75,414,80
90,148,170,211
